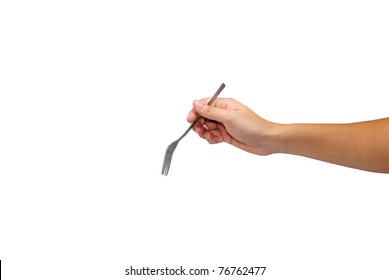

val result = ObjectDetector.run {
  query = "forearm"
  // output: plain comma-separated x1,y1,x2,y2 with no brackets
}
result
271,118,389,173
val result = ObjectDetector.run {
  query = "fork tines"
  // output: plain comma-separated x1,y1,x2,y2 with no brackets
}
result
161,143,175,176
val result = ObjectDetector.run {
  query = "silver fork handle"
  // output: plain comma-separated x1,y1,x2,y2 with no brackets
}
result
177,83,225,142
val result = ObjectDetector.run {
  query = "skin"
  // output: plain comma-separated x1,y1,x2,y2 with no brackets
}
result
187,98,389,173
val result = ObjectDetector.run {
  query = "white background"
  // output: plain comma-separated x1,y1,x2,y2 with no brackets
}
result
1,0,389,279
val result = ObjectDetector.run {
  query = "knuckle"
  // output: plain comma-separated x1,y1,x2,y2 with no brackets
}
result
205,105,214,114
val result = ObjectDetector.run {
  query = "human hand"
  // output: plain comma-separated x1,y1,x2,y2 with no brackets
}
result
187,98,279,156
188,97,389,173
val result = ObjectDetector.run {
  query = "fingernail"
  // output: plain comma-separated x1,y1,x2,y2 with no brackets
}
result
194,100,205,108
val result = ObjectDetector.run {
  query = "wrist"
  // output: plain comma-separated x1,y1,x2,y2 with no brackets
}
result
261,122,289,155
249,121,286,155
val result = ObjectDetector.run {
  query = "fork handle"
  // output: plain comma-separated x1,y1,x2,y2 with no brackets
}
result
177,83,226,142
206,82,225,106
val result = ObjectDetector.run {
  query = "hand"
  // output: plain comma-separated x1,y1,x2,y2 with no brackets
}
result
187,97,389,173
187,98,279,156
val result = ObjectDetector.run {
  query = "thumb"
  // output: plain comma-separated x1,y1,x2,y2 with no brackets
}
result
193,100,229,123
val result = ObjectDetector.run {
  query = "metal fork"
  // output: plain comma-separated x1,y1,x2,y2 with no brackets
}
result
161,83,226,176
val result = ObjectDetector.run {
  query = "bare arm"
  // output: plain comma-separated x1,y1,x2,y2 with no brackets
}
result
188,98,389,173
274,119,389,173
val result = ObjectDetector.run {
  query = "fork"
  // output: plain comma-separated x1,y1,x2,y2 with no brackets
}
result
161,83,226,176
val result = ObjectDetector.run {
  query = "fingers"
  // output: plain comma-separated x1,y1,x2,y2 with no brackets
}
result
192,100,231,124
199,97,239,110
187,97,239,144
193,120,224,144
187,97,239,124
